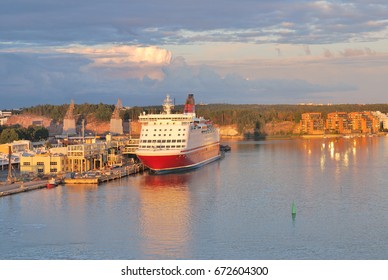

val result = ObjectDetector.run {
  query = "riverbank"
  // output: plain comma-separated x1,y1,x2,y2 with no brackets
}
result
222,132,387,141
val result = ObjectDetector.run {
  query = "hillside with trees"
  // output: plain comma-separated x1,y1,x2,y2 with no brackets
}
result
22,103,115,122
4,102,387,139
0,125,49,144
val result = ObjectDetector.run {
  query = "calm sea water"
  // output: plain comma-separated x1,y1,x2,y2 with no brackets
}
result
1,137,388,260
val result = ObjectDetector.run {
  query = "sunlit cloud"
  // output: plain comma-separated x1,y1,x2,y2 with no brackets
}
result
1,1,388,107
57,45,172,65
54,44,172,80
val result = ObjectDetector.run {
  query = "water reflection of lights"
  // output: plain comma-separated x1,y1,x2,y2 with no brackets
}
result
320,154,326,171
330,143,335,159
138,174,192,259
343,153,349,167
303,138,366,173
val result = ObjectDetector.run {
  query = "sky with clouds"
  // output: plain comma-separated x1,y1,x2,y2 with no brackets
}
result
1,0,387,108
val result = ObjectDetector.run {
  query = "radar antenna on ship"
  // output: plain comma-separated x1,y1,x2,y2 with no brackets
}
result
163,95,174,114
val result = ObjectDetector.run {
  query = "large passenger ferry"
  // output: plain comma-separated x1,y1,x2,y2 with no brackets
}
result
135,94,221,173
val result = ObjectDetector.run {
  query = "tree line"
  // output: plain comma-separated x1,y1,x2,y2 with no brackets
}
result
0,125,49,144
22,103,115,122
20,102,388,135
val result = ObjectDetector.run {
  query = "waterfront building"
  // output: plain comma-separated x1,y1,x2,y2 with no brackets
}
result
20,152,67,175
372,111,388,131
300,113,324,135
66,142,107,172
300,111,380,136
348,111,380,134
106,134,138,151
63,100,76,135
0,140,32,154
326,112,352,134
383,116,388,130
107,148,123,167
110,98,124,135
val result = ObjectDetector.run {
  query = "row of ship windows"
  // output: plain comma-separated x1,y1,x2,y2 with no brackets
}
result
142,134,185,137
140,145,186,149
140,139,186,143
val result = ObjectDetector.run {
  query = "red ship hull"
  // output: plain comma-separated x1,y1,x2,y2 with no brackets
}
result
137,142,220,173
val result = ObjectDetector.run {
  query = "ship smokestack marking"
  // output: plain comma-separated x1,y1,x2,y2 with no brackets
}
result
184,94,195,114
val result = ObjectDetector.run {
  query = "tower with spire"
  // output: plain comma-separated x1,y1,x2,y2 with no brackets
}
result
62,100,76,135
110,98,124,135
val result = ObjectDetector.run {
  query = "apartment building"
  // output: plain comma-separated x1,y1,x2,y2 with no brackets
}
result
300,111,381,135
326,112,352,134
299,113,325,135
348,112,380,134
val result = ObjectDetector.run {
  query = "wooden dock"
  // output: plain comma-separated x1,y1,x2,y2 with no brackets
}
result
64,163,145,185
0,163,146,197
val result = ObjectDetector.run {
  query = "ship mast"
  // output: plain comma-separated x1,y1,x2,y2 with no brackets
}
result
7,146,12,183
163,95,174,114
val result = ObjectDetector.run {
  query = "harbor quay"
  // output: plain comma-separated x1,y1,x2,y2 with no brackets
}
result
0,132,144,197
0,179,47,197
0,162,145,197
63,163,145,185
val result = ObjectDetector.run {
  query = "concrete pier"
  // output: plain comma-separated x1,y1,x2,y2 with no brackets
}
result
0,180,47,197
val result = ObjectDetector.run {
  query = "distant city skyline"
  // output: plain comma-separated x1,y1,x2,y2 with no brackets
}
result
1,1,388,108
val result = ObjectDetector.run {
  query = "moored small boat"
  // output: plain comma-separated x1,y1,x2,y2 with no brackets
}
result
46,178,59,189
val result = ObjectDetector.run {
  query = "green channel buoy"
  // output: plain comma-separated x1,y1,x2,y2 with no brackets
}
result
291,202,296,216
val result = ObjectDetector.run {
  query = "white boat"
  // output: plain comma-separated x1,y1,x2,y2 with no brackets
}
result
136,94,221,173
46,178,59,188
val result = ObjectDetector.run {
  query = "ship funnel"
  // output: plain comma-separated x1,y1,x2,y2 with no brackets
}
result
184,94,195,114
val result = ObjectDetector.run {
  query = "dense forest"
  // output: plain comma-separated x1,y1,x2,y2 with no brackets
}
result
195,103,388,133
22,103,116,122
0,125,49,144
1,102,386,143
19,102,388,135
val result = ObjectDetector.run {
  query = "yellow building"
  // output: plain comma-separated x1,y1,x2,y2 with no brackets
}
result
20,153,67,175
21,142,109,174
0,140,32,154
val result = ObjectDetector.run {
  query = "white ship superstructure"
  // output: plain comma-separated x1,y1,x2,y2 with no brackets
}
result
136,94,220,173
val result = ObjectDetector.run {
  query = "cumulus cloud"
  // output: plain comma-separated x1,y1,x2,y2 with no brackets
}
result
59,45,172,65
0,51,360,108
1,1,388,107
55,45,172,80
